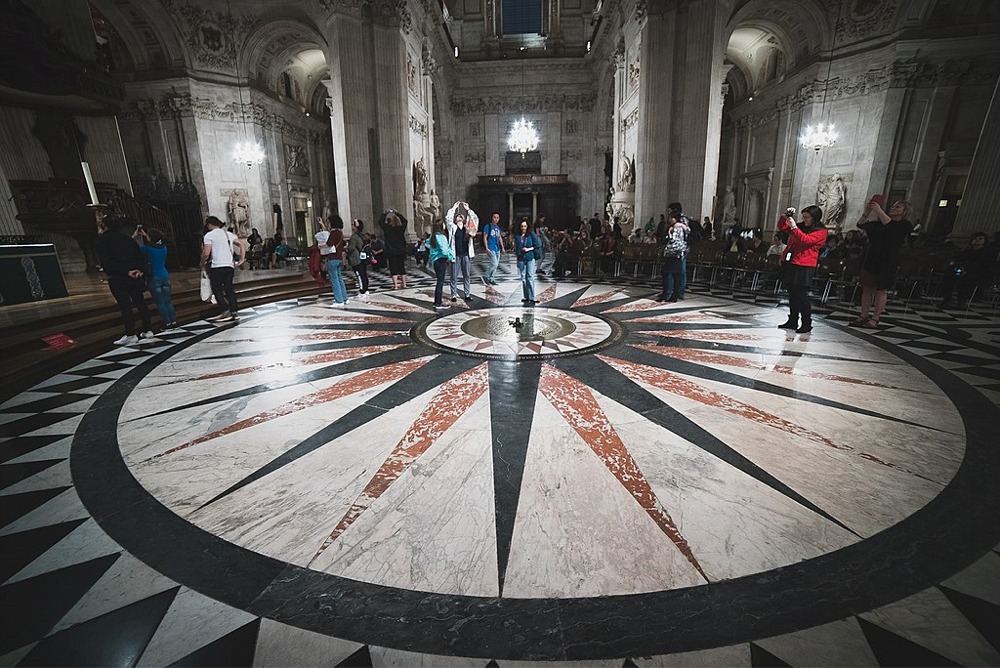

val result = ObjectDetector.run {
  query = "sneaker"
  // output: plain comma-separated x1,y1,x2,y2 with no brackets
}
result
207,313,230,322
139,330,156,339
434,304,448,310
163,322,178,330
464,294,472,300
113,335,139,346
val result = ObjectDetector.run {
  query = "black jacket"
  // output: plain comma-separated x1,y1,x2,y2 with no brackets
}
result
95,230,146,278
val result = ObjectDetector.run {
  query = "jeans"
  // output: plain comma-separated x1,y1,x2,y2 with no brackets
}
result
449,259,458,297
209,266,237,315
520,257,537,301
148,276,177,324
434,257,448,305
108,276,151,335
328,259,347,303
664,271,683,299
679,255,687,298
458,255,472,297
486,248,500,282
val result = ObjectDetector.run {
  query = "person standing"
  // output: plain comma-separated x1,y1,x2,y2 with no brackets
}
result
667,202,692,299
656,212,688,302
482,212,505,284
429,221,454,310
454,216,475,300
379,209,409,290
323,215,349,306
515,218,541,305
777,205,827,333
346,218,370,299
135,228,178,329
201,216,246,323
851,199,913,328
96,214,154,344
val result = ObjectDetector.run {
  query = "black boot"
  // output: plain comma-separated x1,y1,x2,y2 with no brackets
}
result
777,318,798,329
796,320,813,333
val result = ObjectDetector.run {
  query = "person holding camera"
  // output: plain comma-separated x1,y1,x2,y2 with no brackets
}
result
378,208,409,290
851,198,913,328
96,215,154,345
939,231,995,308
346,218,371,299
776,205,827,333
133,226,178,329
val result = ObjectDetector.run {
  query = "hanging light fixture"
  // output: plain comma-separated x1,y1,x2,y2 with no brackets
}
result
800,6,840,152
229,0,264,167
507,116,539,155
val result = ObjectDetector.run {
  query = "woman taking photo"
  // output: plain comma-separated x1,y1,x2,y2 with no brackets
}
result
346,218,370,299
135,228,178,329
776,205,827,333
515,218,541,305
379,209,409,290
429,221,454,310
852,199,913,328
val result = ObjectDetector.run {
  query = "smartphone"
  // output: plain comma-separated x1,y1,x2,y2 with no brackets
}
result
870,194,885,207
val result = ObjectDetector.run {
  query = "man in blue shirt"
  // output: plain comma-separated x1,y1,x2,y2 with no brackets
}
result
481,212,506,284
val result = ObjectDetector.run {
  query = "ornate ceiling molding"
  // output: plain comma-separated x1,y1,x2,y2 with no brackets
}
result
159,0,256,72
835,0,897,45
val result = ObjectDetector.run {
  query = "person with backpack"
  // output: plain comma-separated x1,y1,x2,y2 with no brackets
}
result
515,218,542,305
347,218,371,299
656,212,688,302
667,202,693,299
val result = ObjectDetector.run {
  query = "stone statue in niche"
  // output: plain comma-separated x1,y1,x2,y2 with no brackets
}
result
722,184,737,226
817,173,846,229
616,154,636,193
227,190,251,237
286,144,308,177
413,158,428,197
429,190,442,222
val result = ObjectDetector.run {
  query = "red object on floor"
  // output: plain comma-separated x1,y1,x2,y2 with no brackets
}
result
42,333,75,349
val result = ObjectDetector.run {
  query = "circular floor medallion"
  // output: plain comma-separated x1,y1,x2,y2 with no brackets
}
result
417,306,619,358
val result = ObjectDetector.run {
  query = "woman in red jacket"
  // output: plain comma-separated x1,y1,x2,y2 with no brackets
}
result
777,205,827,333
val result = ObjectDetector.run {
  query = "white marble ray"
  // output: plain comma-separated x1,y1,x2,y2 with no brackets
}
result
0,391,59,410
6,436,72,464
126,373,413,518
632,644,750,667
633,380,948,539
52,552,179,633
594,393,857,581
369,646,491,668
0,412,32,426
253,618,362,667
0,642,38,667
5,518,123,584
136,586,256,667
0,459,71,497
942,550,1000,606
860,586,1000,666
755,617,878,667
672,372,963,488
190,385,442,567
0,487,90,537
502,395,705,599
314,394,499,597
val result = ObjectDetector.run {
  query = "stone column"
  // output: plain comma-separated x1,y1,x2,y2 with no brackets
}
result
323,9,410,226
953,76,1000,238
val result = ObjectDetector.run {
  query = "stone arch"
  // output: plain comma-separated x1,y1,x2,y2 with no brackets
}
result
726,0,832,69
241,19,329,97
90,0,192,72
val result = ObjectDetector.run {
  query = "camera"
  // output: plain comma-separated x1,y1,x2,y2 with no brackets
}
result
785,207,796,215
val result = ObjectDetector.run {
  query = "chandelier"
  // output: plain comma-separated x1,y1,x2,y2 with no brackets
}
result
233,137,265,167
507,116,539,155
800,122,837,152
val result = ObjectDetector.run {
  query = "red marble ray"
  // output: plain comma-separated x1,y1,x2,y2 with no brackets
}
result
604,354,935,481
638,328,759,341
770,365,907,390
535,284,557,304
574,290,619,308
538,364,709,581
482,286,509,305
311,363,490,560
637,313,727,323
149,356,433,461
169,345,405,384
293,313,412,324
604,299,666,314
367,298,434,313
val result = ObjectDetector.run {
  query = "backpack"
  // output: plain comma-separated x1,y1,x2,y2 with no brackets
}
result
663,231,687,259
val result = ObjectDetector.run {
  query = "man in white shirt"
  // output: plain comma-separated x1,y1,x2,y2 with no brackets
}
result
200,216,247,322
